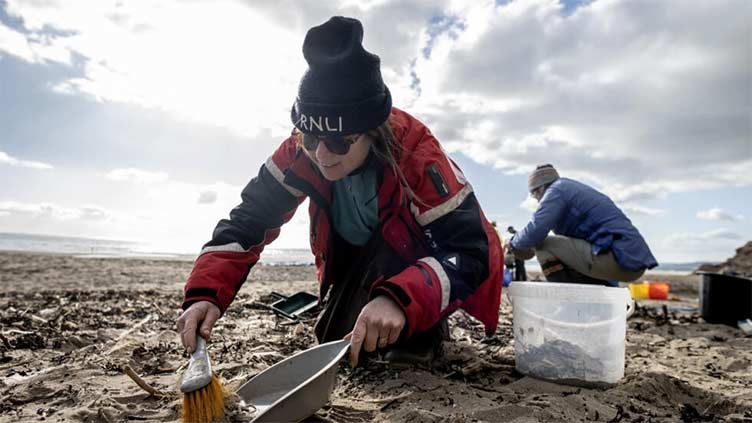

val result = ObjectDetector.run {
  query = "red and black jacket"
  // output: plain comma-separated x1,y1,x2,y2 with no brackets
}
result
183,108,503,337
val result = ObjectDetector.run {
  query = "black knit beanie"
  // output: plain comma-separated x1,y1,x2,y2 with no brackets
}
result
291,16,392,136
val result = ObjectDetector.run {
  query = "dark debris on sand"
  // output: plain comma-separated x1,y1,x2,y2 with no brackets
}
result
1,253,751,422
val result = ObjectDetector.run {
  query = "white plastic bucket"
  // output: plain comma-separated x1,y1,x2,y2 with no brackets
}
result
508,282,634,387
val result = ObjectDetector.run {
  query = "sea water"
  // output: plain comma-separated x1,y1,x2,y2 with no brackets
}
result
0,232,314,265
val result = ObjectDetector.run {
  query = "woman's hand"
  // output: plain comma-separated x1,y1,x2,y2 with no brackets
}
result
176,301,221,353
345,295,405,367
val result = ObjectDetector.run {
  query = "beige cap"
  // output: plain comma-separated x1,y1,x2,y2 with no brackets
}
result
528,164,560,192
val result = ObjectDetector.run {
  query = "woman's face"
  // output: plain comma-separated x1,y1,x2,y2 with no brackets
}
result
531,185,546,202
303,133,372,181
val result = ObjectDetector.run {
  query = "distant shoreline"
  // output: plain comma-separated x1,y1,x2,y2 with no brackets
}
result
0,249,316,266
0,232,713,272
0,248,195,261
0,232,316,266
0,249,690,275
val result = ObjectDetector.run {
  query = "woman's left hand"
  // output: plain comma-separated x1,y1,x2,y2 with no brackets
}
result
345,295,405,367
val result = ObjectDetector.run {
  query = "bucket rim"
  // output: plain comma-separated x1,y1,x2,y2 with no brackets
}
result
508,281,630,303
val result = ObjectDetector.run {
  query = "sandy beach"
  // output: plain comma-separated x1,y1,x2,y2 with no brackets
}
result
1,251,750,422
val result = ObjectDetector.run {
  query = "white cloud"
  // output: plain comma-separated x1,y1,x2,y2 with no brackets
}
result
0,201,109,221
106,168,169,184
197,190,218,205
111,178,310,252
409,0,751,200
79,205,110,221
0,21,34,61
2,0,750,262
660,228,747,262
519,195,538,212
0,20,72,64
0,151,54,169
665,228,742,247
4,0,304,138
621,205,666,217
697,207,743,222
4,0,748,200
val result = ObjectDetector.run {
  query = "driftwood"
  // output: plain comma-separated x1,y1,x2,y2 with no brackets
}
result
122,365,169,398
105,314,153,354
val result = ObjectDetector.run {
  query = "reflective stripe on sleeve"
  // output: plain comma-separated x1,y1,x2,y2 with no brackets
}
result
199,242,248,256
414,183,473,226
265,157,304,197
418,256,451,312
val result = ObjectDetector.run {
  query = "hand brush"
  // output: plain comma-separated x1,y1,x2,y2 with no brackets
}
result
180,334,225,423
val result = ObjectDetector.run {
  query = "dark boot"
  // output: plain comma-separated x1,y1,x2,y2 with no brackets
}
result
540,258,569,282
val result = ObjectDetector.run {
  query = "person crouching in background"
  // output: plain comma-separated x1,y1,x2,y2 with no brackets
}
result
505,164,657,285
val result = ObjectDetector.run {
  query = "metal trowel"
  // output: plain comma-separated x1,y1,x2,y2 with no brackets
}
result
236,339,351,423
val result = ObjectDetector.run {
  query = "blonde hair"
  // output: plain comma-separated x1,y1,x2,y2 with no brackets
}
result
366,120,424,205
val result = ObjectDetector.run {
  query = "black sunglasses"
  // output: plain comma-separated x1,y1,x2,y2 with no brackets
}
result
302,133,361,155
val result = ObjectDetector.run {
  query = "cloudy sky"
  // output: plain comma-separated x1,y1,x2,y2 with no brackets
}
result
1,0,750,263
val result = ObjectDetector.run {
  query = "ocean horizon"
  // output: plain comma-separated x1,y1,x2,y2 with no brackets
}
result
0,232,315,266
0,232,698,273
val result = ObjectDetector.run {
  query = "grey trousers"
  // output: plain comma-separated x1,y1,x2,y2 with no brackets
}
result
535,235,645,282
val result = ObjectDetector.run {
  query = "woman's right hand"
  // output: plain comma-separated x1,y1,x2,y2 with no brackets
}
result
176,301,221,354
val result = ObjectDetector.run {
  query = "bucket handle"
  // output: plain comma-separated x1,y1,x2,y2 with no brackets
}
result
626,298,635,319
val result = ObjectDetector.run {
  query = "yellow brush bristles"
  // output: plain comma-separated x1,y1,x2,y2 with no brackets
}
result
182,374,225,423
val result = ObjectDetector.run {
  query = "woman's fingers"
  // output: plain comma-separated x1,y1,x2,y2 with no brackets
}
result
176,301,220,354
386,325,400,345
199,305,220,341
178,312,199,353
363,319,380,352
347,314,392,367
347,319,367,367
345,296,407,368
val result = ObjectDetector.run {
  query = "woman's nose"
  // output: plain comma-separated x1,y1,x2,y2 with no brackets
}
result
315,140,334,160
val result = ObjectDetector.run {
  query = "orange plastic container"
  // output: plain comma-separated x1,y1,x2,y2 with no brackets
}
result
628,281,669,300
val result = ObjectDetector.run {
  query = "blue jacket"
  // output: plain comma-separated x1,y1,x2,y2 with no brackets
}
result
511,178,658,271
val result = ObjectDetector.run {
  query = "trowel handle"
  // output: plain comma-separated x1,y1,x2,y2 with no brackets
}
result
181,332,213,393
192,333,208,361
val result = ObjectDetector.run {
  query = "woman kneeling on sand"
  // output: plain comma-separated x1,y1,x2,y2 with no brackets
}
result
177,16,502,368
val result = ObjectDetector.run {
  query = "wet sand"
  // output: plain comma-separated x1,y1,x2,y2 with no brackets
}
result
1,251,750,422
